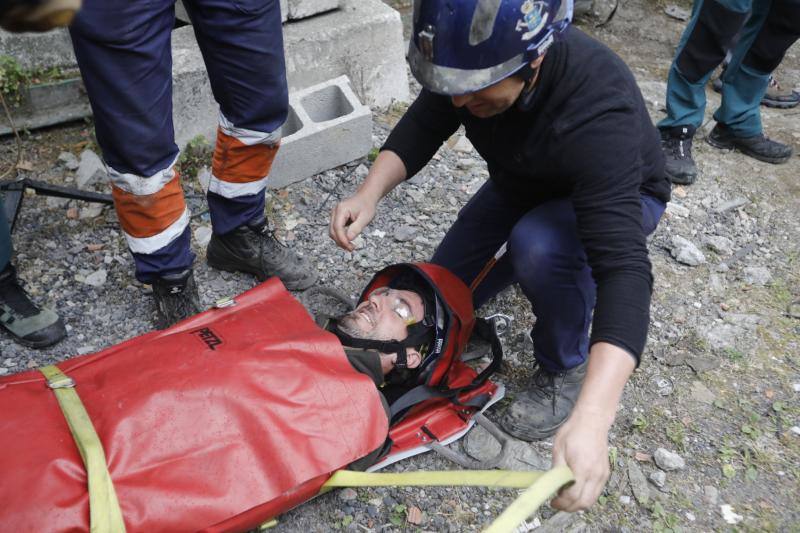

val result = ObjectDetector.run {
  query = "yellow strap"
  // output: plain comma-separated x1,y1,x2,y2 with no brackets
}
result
484,466,574,533
39,365,126,533
318,466,574,533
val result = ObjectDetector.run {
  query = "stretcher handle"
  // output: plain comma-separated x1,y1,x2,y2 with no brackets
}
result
427,413,511,470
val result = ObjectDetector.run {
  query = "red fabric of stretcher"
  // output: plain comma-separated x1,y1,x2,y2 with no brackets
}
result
0,278,388,532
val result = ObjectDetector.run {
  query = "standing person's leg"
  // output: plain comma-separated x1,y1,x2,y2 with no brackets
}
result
69,0,201,326
185,0,316,290
658,0,751,185
500,196,666,440
0,201,66,347
709,0,800,162
430,180,531,307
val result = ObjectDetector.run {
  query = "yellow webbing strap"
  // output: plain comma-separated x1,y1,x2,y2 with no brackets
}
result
320,466,574,533
39,365,126,533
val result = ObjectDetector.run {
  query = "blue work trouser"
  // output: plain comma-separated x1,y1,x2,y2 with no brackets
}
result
431,181,666,373
69,0,288,282
659,0,800,136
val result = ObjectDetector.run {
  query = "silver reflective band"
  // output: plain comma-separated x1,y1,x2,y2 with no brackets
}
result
407,40,527,96
47,376,76,389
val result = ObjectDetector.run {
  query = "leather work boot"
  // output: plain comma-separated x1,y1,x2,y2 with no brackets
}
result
499,360,588,441
660,126,697,185
0,264,66,348
152,269,202,329
206,217,317,291
707,122,793,164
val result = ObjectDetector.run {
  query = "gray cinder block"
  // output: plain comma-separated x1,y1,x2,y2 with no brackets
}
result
268,75,372,189
0,28,75,70
287,0,339,20
283,0,409,108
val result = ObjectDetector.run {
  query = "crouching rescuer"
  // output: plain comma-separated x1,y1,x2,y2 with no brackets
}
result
68,0,317,328
330,0,671,511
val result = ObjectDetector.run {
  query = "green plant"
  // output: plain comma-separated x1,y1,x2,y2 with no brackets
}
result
178,135,212,181
666,422,686,451
0,55,67,105
650,501,682,533
632,414,649,432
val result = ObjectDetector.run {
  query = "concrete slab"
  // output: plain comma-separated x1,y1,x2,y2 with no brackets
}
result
0,27,76,70
269,75,372,189
282,0,409,108
287,0,339,20
0,77,90,135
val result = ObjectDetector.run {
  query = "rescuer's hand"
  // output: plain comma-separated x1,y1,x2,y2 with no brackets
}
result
330,193,378,251
550,406,611,512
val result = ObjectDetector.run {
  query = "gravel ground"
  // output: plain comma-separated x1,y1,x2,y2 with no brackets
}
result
1,0,799,531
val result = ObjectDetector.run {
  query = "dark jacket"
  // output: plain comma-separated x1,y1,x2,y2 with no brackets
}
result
382,26,670,362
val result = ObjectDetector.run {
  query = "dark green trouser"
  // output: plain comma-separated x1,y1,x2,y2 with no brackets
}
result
0,198,10,272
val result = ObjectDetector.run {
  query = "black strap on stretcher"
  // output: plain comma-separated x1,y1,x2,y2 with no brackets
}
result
389,316,503,421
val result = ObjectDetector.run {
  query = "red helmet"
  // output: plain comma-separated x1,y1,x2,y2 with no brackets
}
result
358,263,475,387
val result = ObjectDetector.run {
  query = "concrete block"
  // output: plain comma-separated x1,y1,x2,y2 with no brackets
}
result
0,77,90,136
171,26,218,149
283,0,409,108
287,0,339,20
0,28,76,70
269,75,372,189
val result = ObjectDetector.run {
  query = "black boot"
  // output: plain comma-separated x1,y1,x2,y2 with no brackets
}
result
152,269,202,328
660,125,697,185
206,216,317,291
499,360,588,440
707,122,793,164
0,264,66,348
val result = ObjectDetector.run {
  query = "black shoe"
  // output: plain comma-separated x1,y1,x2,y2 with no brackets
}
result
660,125,697,185
499,360,588,441
206,217,317,291
0,264,66,348
152,269,202,328
707,122,793,164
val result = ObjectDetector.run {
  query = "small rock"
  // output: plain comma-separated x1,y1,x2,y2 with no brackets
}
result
393,225,417,242
619,495,632,505
194,225,212,248
653,448,685,471
537,511,579,533
720,504,744,525
464,424,549,470
77,345,96,355
627,459,650,504
351,234,366,250
690,380,716,405
406,506,423,525
673,186,687,198
666,202,690,217
66,207,79,219
83,269,107,288
790,426,800,436
634,451,652,462
703,485,719,505
338,488,357,501
714,197,748,213
46,196,71,209
354,163,369,180
686,355,719,373
449,135,474,153
649,470,666,489
57,151,79,170
86,243,104,252
702,323,745,351
670,236,706,266
703,235,734,256
197,167,212,192
787,302,800,319
79,204,105,219
742,266,771,286
75,149,107,188
664,4,690,20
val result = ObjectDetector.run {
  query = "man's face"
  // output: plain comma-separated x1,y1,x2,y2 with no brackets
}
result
450,57,544,118
337,287,426,342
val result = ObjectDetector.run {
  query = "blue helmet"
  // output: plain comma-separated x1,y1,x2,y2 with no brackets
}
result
408,0,573,95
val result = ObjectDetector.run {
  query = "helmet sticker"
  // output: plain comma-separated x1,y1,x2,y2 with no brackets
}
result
517,0,549,41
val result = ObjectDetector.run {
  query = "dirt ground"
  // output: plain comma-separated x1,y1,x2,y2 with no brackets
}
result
0,0,798,531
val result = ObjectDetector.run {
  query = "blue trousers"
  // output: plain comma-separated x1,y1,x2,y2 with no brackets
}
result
70,0,288,282
431,181,665,372
659,0,800,136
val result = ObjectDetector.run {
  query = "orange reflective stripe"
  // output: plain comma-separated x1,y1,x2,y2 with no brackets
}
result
112,175,187,238
212,128,280,184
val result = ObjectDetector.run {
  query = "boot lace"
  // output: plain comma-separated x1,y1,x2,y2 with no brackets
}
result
529,364,567,415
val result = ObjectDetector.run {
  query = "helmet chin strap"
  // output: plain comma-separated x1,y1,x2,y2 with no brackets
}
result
327,319,432,370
